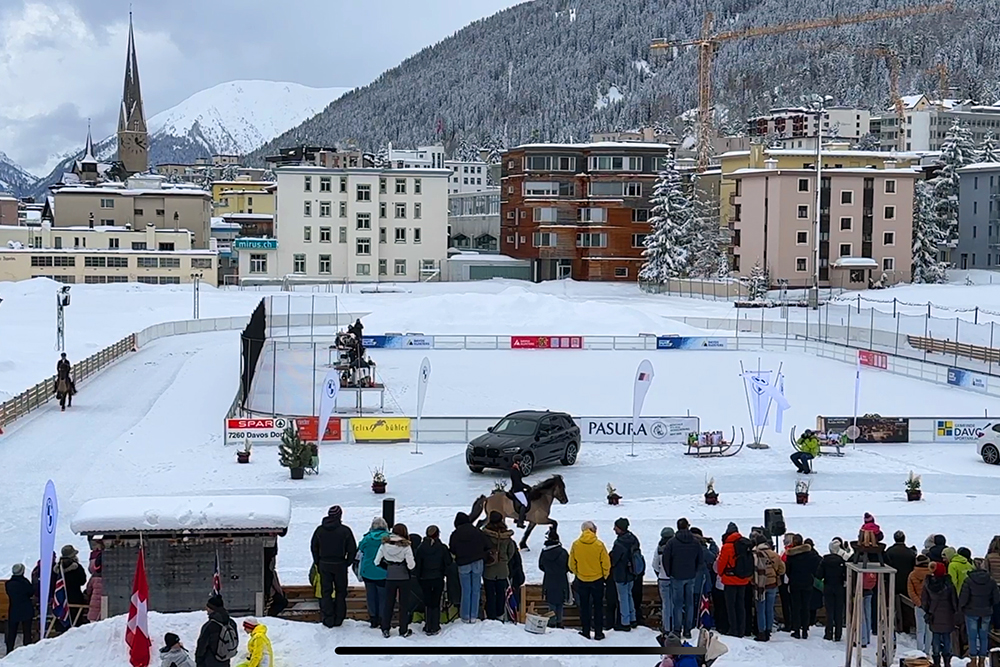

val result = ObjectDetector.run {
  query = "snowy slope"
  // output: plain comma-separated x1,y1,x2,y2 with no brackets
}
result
0,150,37,197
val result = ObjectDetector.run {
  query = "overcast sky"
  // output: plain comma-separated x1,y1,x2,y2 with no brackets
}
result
0,0,524,175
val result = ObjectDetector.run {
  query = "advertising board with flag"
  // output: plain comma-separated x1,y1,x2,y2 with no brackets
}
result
126,546,151,667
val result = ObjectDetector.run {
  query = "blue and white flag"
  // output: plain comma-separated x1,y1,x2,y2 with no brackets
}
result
39,480,59,638
317,369,340,443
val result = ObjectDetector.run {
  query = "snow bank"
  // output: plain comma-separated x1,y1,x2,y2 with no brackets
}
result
71,495,291,533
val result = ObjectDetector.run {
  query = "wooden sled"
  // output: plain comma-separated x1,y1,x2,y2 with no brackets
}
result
790,426,845,457
685,427,744,458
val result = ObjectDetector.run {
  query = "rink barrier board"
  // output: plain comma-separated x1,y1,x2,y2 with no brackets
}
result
816,416,995,444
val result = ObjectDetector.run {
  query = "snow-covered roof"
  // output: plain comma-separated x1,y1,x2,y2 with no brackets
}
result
731,167,920,176
71,495,291,533
54,186,210,197
832,257,878,269
957,162,1000,173
446,253,526,263
221,213,274,220
719,148,929,160
512,141,672,150
0,248,215,255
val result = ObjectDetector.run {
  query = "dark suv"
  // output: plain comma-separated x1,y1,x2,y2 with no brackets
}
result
466,410,581,475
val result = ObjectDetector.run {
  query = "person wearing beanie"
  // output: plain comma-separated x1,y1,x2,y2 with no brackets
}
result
374,523,417,638
959,559,1000,667
716,523,752,638
356,516,390,629
609,517,641,631
884,530,917,632
908,553,933,656
4,563,33,654
652,527,676,635
481,511,516,621
310,505,357,628
751,533,784,642
817,540,847,641
921,560,960,667
414,524,452,635
947,547,974,599
233,618,272,667
928,534,948,563
569,521,611,640
448,511,492,623
196,594,237,667
159,632,196,667
660,517,704,638
785,534,821,640
539,530,570,628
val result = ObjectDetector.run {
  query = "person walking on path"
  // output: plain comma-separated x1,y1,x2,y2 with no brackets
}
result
538,529,570,628
817,539,848,641
663,518,704,638
374,523,417,638
414,525,452,636
958,566,1000,667
310,505,357,628
750,534,784,642
784,535,821,640
569,521,611,640
481,511,516,621
355,517,390,629
4,564,33,655
921,562,961,667
448,511,491,623
609,517,641,632
908,554,933,656
716,523,753,638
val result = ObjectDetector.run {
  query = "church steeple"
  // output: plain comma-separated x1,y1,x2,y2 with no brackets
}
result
83,120,96,163
117,12,148,175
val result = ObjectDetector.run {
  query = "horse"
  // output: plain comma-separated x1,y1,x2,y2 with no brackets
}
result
469,474,568,550
55,376,75,411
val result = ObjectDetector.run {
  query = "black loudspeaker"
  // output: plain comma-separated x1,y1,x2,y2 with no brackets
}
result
382,498,395,528
764,508,786,537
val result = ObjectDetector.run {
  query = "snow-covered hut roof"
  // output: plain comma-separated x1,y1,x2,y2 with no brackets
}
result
71,495,292,534
832,257,878,269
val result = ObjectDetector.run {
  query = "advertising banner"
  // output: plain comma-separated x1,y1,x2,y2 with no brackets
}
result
510,336,583,350
947,368,988,393
632,360,654,434
294,416,343,442
361,335,432,349
820,416,909,443
933,419,994,443
743,371,773,427
225,417,291,443
656,336,729,350
858,350,888,370
581,417,699,444
39,480,58,640
351,417,412,443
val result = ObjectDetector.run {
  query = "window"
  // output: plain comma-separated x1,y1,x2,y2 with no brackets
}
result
796,231,808,245
395,178,407,194
304,176,312,192
356,184,371,201
159,257,180,268
614,267,629,278
319,227,331,242
85,256,106,267
356,263,371,276
885,180,896,194
414,178,422,194
319,255,331,274
589,156,639,171
379,227,387,244
395,203,406,219
319,201,331,217
624,182,642,197
54,237,62,249
631,233,647,248
73,237,86,248
190,258,211,269
379,202,387,219
797,205,809,219
840,217,852,231
796,258,808,272
108,238,119,249
378,259,387,276
841,191,854,205
506,211,515,219
320,176,332,193
533,207,558,222
339,227,347,243
108,257,129,268
414,203,421,219
54,256,74,267
555,156,575,171
395,227,407,243
339,201,347,218
84,275,106,284
884,205,895,220
158,276,180,285
532,232,557,247
883,231,895,246
304,201,312,217
378,177,387,194
100,198,114,208
632,208,649,222
155,209,165,216
394,259,407,276
576,232,607,248
137,257,158,268
357,212,371,230
356,237,371,255
293,254,306,273
304,226,312,242
839,243,852,257
414,228,422,244
158,242,175,251
525,156,552,171
578,208,607,223
131,242,146,250
798,179,809,192
30,256,53,267
136,276,158,284
134,208,144,217
882,257,895,271
339,177,347,193
246,198,252,207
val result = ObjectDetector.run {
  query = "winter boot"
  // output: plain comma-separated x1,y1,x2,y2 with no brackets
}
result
516,504,527,529
942,654,951,667
791,630,801,639
753,632,766,642
802,627,809,640
931,654,940,667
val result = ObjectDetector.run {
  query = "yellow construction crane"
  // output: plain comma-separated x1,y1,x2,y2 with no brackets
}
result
651,1,955,171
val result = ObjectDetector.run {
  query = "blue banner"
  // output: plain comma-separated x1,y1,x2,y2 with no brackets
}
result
947,368,988,393
362,335,432,349
656,336,729,350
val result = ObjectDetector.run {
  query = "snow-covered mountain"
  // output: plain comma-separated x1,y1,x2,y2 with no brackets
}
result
0,151,38,198
29,80,350,199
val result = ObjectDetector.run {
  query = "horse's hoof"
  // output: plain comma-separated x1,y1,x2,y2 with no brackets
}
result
519,545,530,551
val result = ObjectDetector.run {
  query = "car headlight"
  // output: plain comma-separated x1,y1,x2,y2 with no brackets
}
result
503,447,520,453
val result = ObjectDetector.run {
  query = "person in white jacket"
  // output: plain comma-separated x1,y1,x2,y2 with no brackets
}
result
374,523,416,638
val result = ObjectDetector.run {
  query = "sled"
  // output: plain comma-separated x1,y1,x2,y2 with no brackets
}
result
685,427,744,458
790,426,845,457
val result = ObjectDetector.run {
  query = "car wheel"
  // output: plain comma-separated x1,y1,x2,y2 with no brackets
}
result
561,442,579,466
519,453,534,476
982,444,1000,465
469,466,485,474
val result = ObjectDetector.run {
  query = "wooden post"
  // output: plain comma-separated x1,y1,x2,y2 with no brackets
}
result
845,562,897,667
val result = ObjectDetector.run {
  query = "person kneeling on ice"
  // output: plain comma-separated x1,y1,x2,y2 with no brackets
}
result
509,455,530,528
790,430,819,474
234,619,272,667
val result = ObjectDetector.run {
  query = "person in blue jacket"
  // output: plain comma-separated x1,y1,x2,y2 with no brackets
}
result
356,516,390,629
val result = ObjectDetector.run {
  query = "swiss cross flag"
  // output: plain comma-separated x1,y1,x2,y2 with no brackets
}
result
125,547,151,667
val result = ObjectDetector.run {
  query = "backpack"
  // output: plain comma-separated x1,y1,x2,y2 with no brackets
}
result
213,619,239,662
726,537,754,579
485,547,499,567
629,547,646,577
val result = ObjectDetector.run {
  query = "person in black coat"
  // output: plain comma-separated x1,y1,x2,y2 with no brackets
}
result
195,595,237,667
56,545,88,625
508,547,525,621
817,540,848,641
310,505,357,628
928,534,948,563
448,511,492,623
538,530,570,627
884,530,917,632
5,564,33,654
784,536,822,639
414,526,452,635
609,518,640,630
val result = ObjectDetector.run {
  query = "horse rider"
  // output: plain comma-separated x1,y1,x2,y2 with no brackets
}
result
55,352,76,410
509,455,530,529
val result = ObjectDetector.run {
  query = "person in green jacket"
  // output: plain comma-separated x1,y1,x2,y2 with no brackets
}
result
356,517,390,629
790,430,820,474
946,546,975,596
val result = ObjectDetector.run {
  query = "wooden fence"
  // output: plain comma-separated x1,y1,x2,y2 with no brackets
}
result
907,335,1000,364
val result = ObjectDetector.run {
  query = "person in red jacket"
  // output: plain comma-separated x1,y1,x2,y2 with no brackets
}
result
716,523,753,638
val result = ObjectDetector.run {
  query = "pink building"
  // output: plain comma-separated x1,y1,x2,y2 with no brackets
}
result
732,165,919,290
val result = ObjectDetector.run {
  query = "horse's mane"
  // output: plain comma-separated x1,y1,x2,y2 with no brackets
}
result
528,474,563,500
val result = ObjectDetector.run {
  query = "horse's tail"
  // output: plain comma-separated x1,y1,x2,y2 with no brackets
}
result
469,495,488,524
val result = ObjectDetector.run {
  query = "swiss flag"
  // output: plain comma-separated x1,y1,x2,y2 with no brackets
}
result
125,547,151,667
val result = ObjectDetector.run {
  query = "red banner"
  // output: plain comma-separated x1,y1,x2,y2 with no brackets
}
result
295,416,343,442
227,418,277,429
510,336,582,350
858,350,888,370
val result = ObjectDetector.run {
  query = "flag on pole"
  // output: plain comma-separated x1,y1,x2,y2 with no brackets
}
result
773,373,788,434
126,547,151,667
416,357,432,420
632,360,655,431
52,564,70,629
853,356,862,427
317,369,340,443
212,551,221,596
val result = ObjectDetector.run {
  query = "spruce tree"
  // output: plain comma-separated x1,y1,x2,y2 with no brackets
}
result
746,261,770,301
688,189,724,278
933,121,977,245
639,153,693,282
912,180,947,284
278,426,311,469
980,130,1000,163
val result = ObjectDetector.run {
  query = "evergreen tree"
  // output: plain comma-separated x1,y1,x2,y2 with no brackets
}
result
933,121,977,244
687,186,724,278
746,261,770,300
912,180,948,284
980,130,1000,163
854,133,881,151
278,426,311,469
639,154,693,281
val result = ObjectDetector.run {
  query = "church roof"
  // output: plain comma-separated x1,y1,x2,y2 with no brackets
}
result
118,13,146,135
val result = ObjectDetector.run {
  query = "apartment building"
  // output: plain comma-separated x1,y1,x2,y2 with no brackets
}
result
875,96,1000,151
956,163,1000,270
264,145,374,169
500,142,672,281
387,144,490,194
255,166,449,282
448,188,500,252
747,107,871,149
731,164,919,289
0,222,216,285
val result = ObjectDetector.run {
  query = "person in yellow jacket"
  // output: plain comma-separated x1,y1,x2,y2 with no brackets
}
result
235,619,272,667
568,521,611,640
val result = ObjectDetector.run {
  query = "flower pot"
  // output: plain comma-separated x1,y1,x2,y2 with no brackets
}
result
796,492,809,505
704,493,719,506
290,467,305,480
607,496,620,506
372,481,387,494
236,451,251,464
906,489,921,502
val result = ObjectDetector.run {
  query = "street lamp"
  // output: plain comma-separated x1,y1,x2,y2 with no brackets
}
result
56,285,71,351
802,93,834,308
190,272,203,319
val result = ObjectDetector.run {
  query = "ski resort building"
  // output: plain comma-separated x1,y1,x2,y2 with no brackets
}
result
956,162,1000,271
747,107,872,149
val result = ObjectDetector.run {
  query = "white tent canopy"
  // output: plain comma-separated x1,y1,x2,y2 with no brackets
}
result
71,495,292,533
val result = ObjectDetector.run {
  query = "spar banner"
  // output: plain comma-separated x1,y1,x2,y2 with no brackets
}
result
225,417,291,443
510,336,583,349
294,416,344,442
947,368,988,393
933,419,994,443
656,336,729,350
362,334,432,349
351,417,412,443
581,417,699,444
819,416,909,443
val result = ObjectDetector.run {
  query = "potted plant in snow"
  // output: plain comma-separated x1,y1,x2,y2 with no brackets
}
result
236,442,251,464
607,483,621,506
795,479,811,505
905,470,922,502
278,426,311,480
704,477,719,505
371,466,387,494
